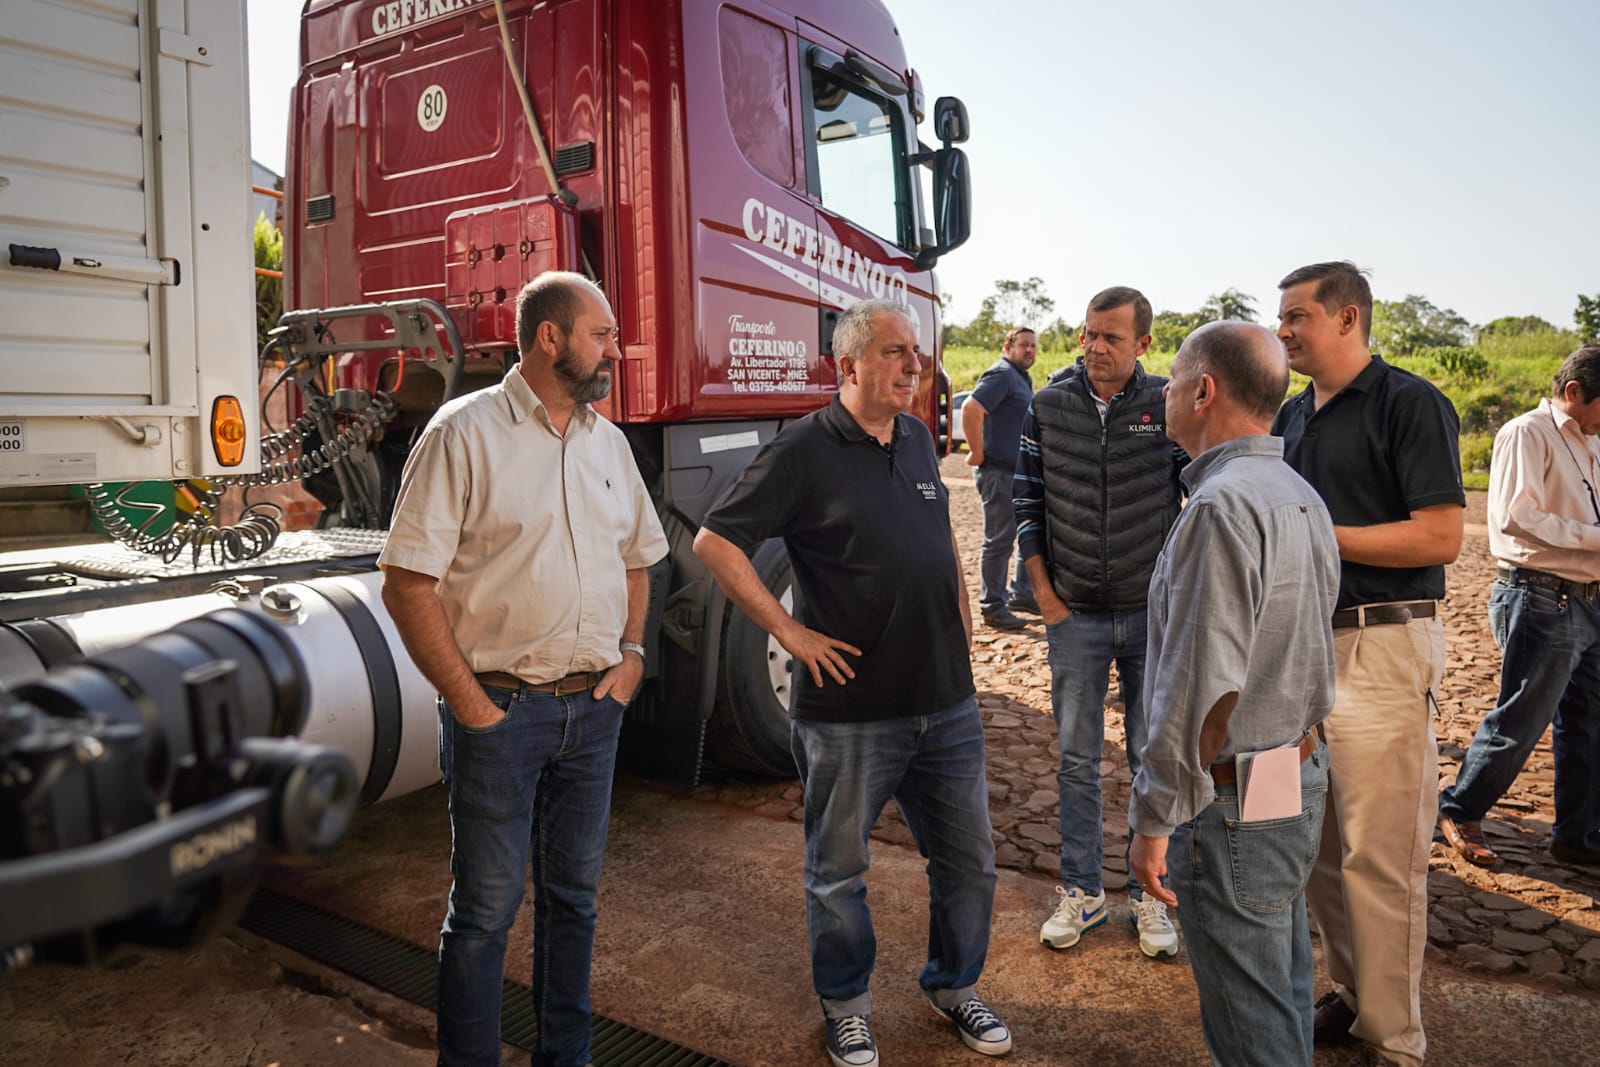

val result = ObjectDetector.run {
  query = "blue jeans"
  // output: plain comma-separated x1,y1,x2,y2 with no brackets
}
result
437,686,625,1067
1441,581,1600,851
1046,608,1148,896
1171,741,1328,1067
790,696,997,1018
973,465,1032,613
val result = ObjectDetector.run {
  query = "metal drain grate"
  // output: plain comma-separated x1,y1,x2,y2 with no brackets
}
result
241,889,736,1066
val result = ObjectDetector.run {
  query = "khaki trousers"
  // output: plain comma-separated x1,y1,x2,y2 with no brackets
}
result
1307,614,1444,1067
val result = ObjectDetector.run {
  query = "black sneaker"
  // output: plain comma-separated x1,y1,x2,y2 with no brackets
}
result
824,1013,878,1067
981,609,1027,632
927,993,1012,1056
1007,594,1041,615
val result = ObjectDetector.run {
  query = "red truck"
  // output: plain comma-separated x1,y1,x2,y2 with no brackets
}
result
0,0,968,785
281,0,970,777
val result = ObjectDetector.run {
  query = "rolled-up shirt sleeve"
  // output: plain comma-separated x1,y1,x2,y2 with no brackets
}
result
1130,502,1260,838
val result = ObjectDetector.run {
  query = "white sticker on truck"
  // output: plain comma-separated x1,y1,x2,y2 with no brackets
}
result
699,431,762,455
0,453,96,481
417,84,447,132
0,421,23,453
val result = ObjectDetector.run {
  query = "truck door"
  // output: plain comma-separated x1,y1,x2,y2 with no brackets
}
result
688,1,827,416
796,21,938,424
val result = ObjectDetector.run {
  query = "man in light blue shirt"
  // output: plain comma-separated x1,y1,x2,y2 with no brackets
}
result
1130,321,1339,1067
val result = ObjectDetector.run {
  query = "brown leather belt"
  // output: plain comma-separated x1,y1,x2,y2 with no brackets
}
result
1210,733,1317,786
1498,565,1600,600
475,670,601,696
1330,600,1436,629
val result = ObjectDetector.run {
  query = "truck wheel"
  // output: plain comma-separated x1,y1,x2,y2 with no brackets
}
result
708,540,799,776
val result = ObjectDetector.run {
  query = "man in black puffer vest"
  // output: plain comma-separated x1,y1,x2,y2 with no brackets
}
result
1013,286,1186,962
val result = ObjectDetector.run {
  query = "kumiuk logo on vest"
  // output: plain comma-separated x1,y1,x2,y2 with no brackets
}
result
1126,410,1164,435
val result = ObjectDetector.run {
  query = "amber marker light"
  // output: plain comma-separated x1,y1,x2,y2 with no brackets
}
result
211,396,248,466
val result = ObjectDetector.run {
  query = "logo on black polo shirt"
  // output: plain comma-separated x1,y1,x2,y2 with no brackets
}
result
1126,410,1164,433
916,480,939,500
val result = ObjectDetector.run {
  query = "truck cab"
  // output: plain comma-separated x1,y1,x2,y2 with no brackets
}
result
0,0,969,785
285,0,971,777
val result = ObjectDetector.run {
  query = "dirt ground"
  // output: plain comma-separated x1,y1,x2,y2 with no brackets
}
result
693,456,1600,989
4,455,1598,1066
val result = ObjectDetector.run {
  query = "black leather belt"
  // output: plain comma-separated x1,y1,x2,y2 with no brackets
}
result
476,669,602,696
1330,600,1436,629
1498,565,1600,600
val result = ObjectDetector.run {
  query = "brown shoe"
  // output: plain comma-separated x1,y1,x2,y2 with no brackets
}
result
1439,814,1499,867
1312,990,1358,1047
1551,840,1600,866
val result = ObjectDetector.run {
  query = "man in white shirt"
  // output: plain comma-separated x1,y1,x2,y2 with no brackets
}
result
380,271,668,1066
1439,343,1600,869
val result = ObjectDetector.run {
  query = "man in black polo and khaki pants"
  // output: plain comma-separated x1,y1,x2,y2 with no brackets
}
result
1272,262,1465,1067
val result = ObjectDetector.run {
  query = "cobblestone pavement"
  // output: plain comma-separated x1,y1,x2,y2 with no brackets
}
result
689,453,1600,995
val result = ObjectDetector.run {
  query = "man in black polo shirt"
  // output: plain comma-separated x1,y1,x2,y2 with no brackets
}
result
1272,261,1465,1067
694,299,1010,1067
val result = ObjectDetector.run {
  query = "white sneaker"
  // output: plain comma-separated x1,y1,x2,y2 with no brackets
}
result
1129,895,1180,958
1039,885,1107,949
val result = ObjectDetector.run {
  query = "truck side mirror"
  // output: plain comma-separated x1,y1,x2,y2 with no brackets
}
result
917,146,971,270
933,96,969,145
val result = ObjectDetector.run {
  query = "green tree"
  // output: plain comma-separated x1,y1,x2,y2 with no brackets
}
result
956,277,1057,350
1201,287,1259,323
1036,316,1078,353
1576,293,1600,344
254,213,283,352
1371,294,1471,356
1150,308,1209,353
1479,314,1556,338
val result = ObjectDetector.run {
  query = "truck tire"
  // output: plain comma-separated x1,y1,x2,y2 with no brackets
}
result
707,540,799,776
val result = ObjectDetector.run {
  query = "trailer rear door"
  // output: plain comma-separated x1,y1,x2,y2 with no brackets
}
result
0,0,258,486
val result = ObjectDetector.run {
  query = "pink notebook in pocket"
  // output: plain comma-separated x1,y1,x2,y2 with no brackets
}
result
1238,744,1304,822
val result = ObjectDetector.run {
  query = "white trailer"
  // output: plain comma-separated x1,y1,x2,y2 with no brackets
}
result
0,0,259,488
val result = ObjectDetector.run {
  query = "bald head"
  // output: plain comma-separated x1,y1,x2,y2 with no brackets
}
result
1177,321,1289,422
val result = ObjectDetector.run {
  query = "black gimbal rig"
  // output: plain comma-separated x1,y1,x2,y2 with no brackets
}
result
0,608,358,970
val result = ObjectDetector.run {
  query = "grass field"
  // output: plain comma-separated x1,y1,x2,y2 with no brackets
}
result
943,328,1583,490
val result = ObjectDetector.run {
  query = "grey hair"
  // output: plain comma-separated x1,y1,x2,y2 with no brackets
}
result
834,300,913,382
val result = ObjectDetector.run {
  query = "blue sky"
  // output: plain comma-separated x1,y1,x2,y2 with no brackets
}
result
248,0,1598,331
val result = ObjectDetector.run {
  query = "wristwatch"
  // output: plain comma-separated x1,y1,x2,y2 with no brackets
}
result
620,641,646,660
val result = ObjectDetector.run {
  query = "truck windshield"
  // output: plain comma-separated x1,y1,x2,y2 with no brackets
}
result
809,68,909,250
